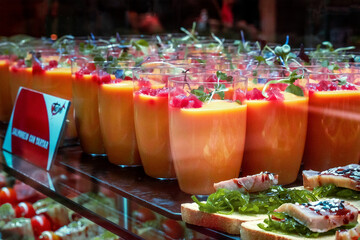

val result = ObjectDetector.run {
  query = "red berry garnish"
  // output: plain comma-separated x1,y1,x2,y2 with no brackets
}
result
92,72,112,84
170,94,202,108
246,88,265,100
156,87,169,97
341,83,357,90
86,63,96,72
48,60,58,69
32,62,45,74
266,88,284,101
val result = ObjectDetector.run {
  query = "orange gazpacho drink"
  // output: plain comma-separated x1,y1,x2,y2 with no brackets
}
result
72,65,105,155
9,60,32,104
241,90,308,185
133,76,175,179
0,58,12,122
32,61,77,140
98,78,141,166
168,72,247,195
303,75,360,171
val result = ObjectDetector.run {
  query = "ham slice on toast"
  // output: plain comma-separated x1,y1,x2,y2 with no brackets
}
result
214,172,278,193
303,164,360,191
275,199,358,233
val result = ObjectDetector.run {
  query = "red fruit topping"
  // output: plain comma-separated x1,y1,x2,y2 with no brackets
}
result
341,83,357,90
235,89,246,102
306,80,348,92
266,88,284,101
124,76,133,80
268,83,288,91
32,62,45,74
205,73,227,88
137,86,169,97
74,65,96,79
48,60,58,69
92,72,112,84
157,87,169,97
138,78,151,88
246,88,265,100
170,94,202,108
86,63,96,72
137,86,152,95
206,74,218,83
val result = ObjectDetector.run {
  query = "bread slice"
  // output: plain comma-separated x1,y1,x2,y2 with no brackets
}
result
181,202,266,235
240,220,335,240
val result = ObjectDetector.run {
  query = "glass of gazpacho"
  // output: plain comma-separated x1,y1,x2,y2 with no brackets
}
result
71,59,106,156
31,50,77,140
132,67,185,179
9,59,33,105
168,71,247,195
241,68,309,185
0,53,12,123
303,71,360,171
98,65,142,166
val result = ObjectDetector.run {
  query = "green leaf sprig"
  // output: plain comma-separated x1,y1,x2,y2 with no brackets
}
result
0,41,27,59
51,35,75,54
192,186,317,215
211,32,224,52
190,71,232,103
313,184,360,200
130,39,150,55
262,70,305,98
316,41,356,53
179,22,198,44
258,212,356,238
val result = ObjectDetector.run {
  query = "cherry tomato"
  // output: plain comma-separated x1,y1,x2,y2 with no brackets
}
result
0,187,17,205
38,231,61,240
133,207,156,223
161,219,184,240
14,202,36,218
31,215,52,237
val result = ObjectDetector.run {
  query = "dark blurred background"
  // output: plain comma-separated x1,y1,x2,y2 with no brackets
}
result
0,0,359,47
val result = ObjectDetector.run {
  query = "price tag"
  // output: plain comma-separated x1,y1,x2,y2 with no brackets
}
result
2,87,70,171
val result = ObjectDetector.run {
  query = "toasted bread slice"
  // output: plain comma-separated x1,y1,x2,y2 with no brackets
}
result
181,202,266,235
240,220,336,240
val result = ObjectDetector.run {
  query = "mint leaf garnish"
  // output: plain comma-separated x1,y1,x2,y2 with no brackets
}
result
191,85,208,102
285,84,304,97
191,83,228,102
216,71,233,82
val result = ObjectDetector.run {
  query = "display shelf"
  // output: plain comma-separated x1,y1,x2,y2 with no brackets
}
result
0,124,239,240
57,146,192,220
